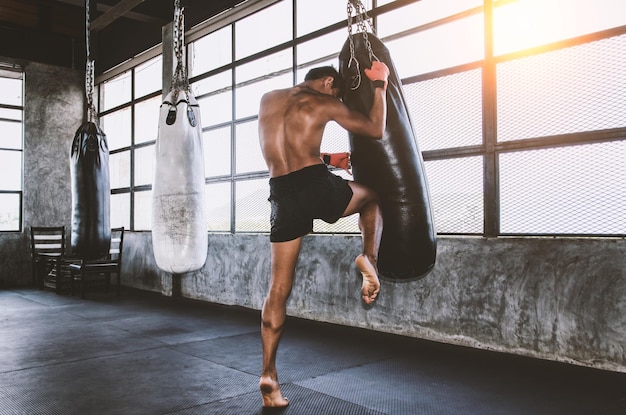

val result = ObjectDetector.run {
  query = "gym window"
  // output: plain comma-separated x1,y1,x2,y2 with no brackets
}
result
96,0,626,237
0,66,23,232
100,55,162,231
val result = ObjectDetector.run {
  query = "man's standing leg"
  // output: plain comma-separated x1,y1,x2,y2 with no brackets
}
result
259,237,302,407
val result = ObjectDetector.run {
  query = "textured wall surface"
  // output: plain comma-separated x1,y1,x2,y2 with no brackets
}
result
0,61,83,286
120,232,626,373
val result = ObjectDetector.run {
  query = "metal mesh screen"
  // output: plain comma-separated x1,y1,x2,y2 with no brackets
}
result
206,181,231,232
235,178,271,233
500,141,626,235
320,121,350,154
404,69,483,151
424,156,484,234
236,120,267,174
497,34,626,141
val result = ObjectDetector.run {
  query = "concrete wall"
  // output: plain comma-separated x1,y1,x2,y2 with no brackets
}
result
121,232,626,373
0,61,83,287
1,60,624,374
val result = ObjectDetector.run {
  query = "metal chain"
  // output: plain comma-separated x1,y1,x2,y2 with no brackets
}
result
85,0,97,122
170,0,190,100
346,0,377,90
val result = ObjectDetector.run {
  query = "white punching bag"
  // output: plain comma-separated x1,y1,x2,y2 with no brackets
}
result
151,1,207,274
152,89,207,274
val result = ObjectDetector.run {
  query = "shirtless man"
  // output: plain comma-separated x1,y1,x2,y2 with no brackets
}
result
257,62,389,407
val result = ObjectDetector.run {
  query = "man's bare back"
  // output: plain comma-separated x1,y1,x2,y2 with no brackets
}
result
259,69,386,178
258,85,333,178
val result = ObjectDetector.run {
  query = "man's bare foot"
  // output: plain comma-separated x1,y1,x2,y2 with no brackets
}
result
355,254,380,304
260,376,289,408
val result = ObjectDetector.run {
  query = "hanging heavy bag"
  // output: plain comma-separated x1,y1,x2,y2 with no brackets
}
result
70,121,111,259
151,1,207,274
151,89,207,274
339,33,437,281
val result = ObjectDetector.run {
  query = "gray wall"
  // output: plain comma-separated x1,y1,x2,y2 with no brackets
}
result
122,232,626,373
1,61,625,374
0,61,83,287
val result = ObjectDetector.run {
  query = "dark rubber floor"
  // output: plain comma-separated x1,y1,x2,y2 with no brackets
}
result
1,288,624,415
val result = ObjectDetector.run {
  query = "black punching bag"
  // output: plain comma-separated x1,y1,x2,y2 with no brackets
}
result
70,121,111,259
339,34,436,281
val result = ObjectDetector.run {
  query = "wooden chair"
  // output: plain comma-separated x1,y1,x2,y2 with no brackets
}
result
69,227,125,298
30,226,66,289
46,256,82,295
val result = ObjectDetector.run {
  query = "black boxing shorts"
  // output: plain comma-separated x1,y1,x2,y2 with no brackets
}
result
268,164,353,242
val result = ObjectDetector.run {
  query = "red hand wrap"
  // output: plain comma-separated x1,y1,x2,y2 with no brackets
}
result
364,61,390,89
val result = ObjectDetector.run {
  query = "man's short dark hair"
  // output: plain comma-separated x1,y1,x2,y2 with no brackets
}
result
305,66,345,97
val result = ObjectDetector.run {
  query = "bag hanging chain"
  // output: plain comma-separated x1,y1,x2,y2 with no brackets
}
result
347,0,377,90
85,0,97,123
170,0,190,102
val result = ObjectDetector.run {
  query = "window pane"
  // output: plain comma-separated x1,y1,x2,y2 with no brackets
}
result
134,190,152,230
0,193,20,231
297,29,346,66
377,0,482,38
235,178,270,232
237,49,292,83
236,50,292,119
204,126,231,177
192,70,231,97
110,150,130,189
500,142,626,234
134,145,154,187
404,70,483,151
190,25,232,76
236,120,266,174
424,157,483,234
497,35,626,141
0,76,22,105
100,108,131,150
206,182,231,232
0,150,21,190
235,1,292,59
101,71,132,111
385,15,484,78
235,51,293,118
198,87,232,127
0,120,22,149
111,193,130,229
134,55,162,98
296,0,349,36
135,95,161,144
0,107,22,120
494,0,626,56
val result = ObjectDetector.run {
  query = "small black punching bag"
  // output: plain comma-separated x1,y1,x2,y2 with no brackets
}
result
339,33,437,281
70,121,111,259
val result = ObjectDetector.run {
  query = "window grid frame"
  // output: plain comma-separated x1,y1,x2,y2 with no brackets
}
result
96,0,626,238
0,69,24,233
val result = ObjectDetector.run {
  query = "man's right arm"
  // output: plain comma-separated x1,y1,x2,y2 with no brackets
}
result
330,61,389,139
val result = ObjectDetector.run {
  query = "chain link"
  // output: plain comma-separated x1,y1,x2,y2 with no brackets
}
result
170,0,190,102
85,0,97,122
346,0,377,90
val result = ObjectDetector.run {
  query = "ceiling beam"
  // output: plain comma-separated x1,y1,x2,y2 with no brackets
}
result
54,0,165,26
90,0,147,31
